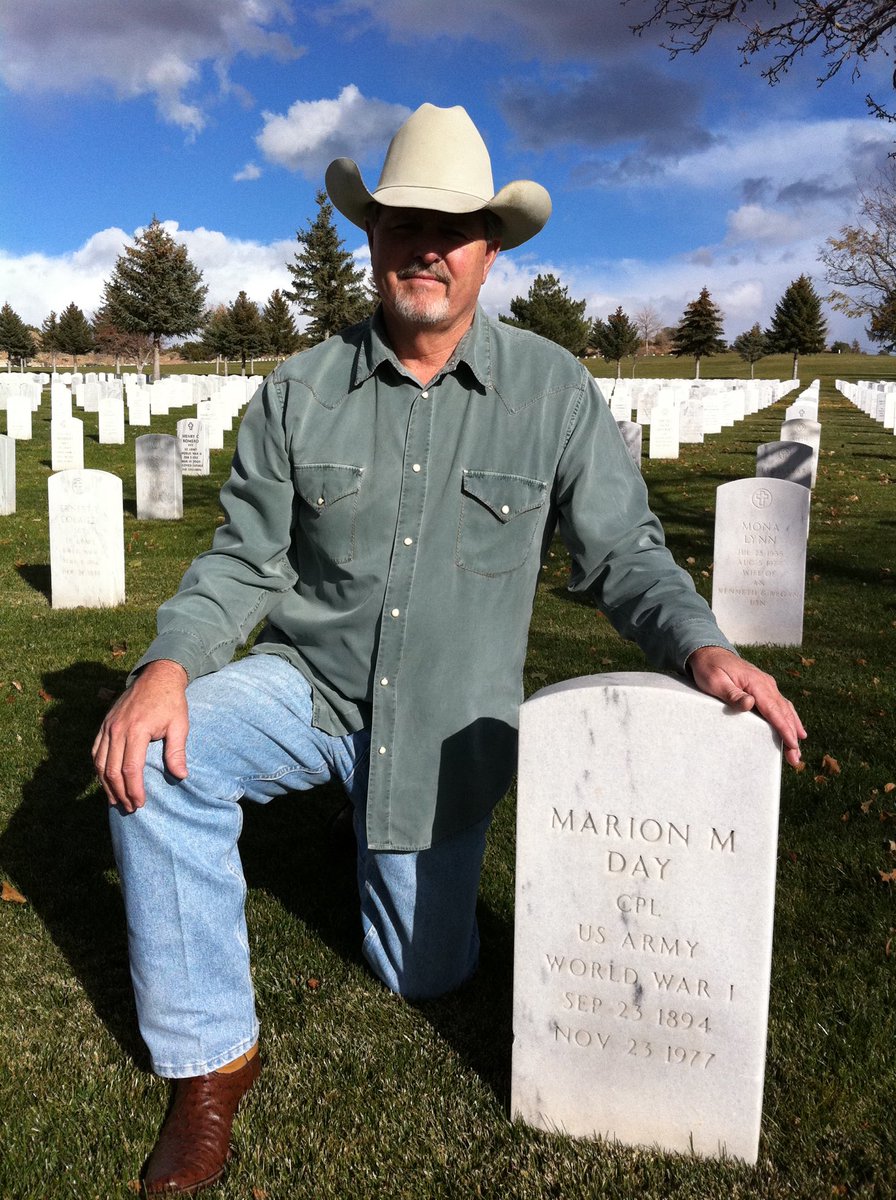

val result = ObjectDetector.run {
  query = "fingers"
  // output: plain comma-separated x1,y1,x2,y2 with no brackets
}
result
687,645,806,766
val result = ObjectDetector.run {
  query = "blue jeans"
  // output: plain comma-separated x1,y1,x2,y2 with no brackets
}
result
108,655,489,1078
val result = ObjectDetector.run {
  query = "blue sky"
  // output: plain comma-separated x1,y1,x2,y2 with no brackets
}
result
1,0,892,346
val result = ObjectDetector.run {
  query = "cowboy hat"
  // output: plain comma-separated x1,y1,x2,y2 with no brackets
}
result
325,103,551,250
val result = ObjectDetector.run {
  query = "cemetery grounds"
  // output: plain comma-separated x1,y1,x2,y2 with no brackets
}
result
0,352,893,1199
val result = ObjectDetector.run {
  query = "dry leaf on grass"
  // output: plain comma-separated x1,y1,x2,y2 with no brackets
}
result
822,755,841,775
38,688,53,703
879,869,896,883
2,881,27,904
885,783,895,794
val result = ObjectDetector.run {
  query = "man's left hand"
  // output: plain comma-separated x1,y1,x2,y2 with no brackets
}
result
686,645,806,767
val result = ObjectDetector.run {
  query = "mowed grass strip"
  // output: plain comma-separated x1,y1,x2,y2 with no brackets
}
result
0,352,894,1199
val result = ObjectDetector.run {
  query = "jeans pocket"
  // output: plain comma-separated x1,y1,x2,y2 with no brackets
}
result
455,469,547,576
293,463,363,565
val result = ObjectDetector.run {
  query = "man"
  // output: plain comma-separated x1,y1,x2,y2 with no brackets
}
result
94,103,805,1196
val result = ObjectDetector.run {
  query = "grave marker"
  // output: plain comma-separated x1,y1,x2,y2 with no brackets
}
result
512,672,781,1162
136,434,183,519
755,441,813,489
0,434,15,515
48,469,125,608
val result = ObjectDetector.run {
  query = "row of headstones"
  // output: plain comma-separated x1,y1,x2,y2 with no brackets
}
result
836,377,896,431
711,383,820,647
512,382,825,1162
609,378,803,463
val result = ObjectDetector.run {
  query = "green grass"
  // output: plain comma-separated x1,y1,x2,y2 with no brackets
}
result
0,356,894,1198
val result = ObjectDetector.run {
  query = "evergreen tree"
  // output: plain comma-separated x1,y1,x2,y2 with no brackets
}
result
285,190,371,343
731,323,769,379
0,303,36,370
671,287,726,379
101,217,207,381
204,306,236,375
92,300,154,373
765,275,827,379
262,289,300,360
499,273,591,355
227,291,266,373
867,289,896,353
40,311,61,371
591,306,641,378
55,302,95,367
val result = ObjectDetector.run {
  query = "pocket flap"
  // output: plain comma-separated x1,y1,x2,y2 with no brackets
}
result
293,463,362,509
461,470,547,523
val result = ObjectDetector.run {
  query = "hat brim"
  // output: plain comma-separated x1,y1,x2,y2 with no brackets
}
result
325,157,551,251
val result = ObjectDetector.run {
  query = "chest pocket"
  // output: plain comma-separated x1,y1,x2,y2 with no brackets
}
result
455,469,548,576
293,463,363,565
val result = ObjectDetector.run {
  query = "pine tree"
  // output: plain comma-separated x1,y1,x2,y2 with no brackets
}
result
227,292,266,373
765,275,827,380
731,323,769,379
0,303,36,370
92,300,154,374
101,217,207,380
285,190,371,343
39,311,61,371
591,306,641,378
55,302,95,367
671,287,726,379
499,273,591,355
868,290,896,353
204,306,235,375
262,289,300,360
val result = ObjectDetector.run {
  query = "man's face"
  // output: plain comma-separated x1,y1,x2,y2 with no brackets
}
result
367,207,500,336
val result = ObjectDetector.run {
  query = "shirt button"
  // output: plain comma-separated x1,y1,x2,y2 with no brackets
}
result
421,391,429,398
403,537,413,546
317,497,325,506
501,504,510,515
412,463,421,473
380,677,389,686
390,608,400,618
378,745,387,755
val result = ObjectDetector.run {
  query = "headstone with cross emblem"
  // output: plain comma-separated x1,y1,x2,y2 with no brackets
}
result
710,478,809,646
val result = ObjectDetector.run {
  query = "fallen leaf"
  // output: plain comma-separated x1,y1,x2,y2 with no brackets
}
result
11,680,22,692
2,881,27,904
793,761,806,773
786,669,801,678
253,1190,269,1200
861,799,874,814
306,977,321,991
822,755,841,776
127,1180,142,1194
885,783,895,794
38,688,53,703
686,556,696,564
800,657,815,667
856,658,867,666
879,869,896,883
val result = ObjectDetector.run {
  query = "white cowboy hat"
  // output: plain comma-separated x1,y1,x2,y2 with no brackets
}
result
325,103,551,250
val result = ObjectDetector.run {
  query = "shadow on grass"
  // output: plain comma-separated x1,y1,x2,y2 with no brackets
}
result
15,562,51,600
0,660,146,1066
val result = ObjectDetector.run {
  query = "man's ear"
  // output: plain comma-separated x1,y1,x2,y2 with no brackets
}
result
482,240,501,283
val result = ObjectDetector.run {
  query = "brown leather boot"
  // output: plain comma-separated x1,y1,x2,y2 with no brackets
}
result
142,1051,260,1196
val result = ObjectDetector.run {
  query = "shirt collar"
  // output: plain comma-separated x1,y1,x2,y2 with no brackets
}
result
354,306,490,392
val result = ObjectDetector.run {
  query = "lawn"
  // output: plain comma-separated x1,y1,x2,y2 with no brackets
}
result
0,351,894,1199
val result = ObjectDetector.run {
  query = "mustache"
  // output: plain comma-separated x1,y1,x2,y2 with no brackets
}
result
396,261,451,284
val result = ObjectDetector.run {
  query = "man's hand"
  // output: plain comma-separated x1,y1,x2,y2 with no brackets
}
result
92,659,190,813
686,645,806,767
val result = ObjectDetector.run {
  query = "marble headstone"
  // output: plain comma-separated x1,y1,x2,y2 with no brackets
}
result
779,418,821,486
0,434,15,515
48,469,125,608
512,672,781,1163
176,418,210,476
755,441,813,489
711,478,810,646
648,404,680,459
616,420,642,467
51,417,85,471
136,434,183,520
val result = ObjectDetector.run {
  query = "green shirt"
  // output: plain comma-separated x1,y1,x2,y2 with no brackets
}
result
135,308,733,850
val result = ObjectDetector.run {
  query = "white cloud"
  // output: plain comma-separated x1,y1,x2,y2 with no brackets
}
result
256,85,411,176
0,224,299,327
234,162,263,182
0,0,302,133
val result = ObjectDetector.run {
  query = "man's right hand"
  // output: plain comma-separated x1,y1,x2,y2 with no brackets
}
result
92,659,190,813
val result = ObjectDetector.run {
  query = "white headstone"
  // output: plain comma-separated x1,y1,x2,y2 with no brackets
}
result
512,672,781,1163
176,418,211,476
711,478,810,646
6,393,32,440
779,418,821,486
616,420,642,467
0,434,15,515
48,469,125,608
136,434,183,520
755,441,813,489
649,404,680,459
98,395,126,445
51,417,85,472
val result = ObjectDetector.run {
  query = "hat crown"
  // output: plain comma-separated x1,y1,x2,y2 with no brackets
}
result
376,104,495,203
